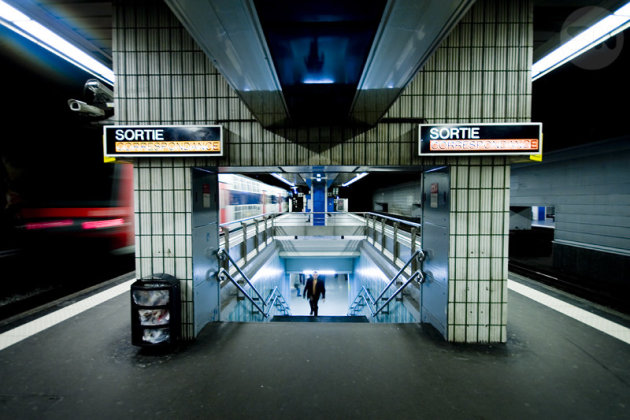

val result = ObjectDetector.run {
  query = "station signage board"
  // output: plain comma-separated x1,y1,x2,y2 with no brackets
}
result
418,123,542,156
103,125,223,157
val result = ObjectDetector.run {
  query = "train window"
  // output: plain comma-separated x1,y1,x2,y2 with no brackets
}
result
229,191,241,206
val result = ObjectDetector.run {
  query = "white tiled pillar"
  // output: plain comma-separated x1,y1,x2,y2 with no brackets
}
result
448,158,510,342
134,158,196,340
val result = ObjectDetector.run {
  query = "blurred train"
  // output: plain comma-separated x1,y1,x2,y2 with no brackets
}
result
219,174,290,224
9,168,290,256
14,163,135,256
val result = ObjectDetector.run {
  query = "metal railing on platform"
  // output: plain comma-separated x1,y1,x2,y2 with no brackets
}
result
362,212,422,272
348,250,426,318
219,211,421,270
217,248,290,319
220,212,282,267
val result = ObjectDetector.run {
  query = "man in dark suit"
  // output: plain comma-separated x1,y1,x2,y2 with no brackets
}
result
304,271,325,316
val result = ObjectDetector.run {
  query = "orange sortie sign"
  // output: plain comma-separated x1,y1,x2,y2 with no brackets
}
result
115,141,221,153
429,139,539,151
418,123,542,156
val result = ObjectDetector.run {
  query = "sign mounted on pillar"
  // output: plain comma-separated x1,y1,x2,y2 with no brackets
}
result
418,123,542,156
103,125,223,157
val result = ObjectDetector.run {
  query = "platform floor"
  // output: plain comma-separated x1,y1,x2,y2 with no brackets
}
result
1,276,629,419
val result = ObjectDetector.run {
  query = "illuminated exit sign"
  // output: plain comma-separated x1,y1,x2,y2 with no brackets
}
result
103,125,223,157
418,123,542,156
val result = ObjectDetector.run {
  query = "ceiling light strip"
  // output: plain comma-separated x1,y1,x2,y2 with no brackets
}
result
341,172,368,187
532,2,630,81
271,173,296,187
0,1,114,84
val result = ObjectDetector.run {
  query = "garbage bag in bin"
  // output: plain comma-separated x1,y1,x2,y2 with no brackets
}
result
131,273,181,347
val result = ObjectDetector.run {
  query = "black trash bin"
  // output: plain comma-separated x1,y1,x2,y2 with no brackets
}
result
131,273,181,347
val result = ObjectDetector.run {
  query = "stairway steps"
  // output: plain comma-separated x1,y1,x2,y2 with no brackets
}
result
271,315,369,323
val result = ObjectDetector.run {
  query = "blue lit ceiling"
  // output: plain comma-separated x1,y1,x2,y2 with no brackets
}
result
168,0,477,129
253,0,386,125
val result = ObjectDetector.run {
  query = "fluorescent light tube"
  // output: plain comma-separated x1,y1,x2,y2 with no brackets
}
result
616,3,630,16
303,78,335,84
0,1,114,84
271,173,296,187
303,270,336,276
341,172,368,187
532,2,630,81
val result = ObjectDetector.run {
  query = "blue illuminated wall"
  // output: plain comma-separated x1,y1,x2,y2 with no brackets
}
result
283,257,355,273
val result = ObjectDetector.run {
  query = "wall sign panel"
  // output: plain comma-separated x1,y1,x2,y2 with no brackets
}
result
418,123,542,156
104,125,223,157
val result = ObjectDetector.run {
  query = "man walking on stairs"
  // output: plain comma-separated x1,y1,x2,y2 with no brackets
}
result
304,271,325,316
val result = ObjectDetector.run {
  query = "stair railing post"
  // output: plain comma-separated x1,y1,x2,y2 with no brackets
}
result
410,227,418,272
241,222,248,264
393,221,400,263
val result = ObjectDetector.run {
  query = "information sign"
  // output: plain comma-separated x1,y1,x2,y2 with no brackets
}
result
418,123,542,156
103,125,223,157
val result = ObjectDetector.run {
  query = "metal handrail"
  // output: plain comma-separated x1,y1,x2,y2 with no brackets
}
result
219,268,267,316
373,271,424,317
218,248,291,318
348,248,426,319
217,248,265,302
220,212,282,230
265,287,291,316
219,270,292,318
349,271,425,318
348,286,377,316
219,211,420,230
362,212,422,229
373,249,425,304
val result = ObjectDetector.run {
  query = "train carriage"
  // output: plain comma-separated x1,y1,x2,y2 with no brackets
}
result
219,174,289,225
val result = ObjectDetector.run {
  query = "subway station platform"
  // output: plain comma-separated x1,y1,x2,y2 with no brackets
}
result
1,274,629,420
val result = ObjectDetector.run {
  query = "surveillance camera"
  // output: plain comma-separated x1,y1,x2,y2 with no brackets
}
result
68,99,105,117
84,79,113,105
